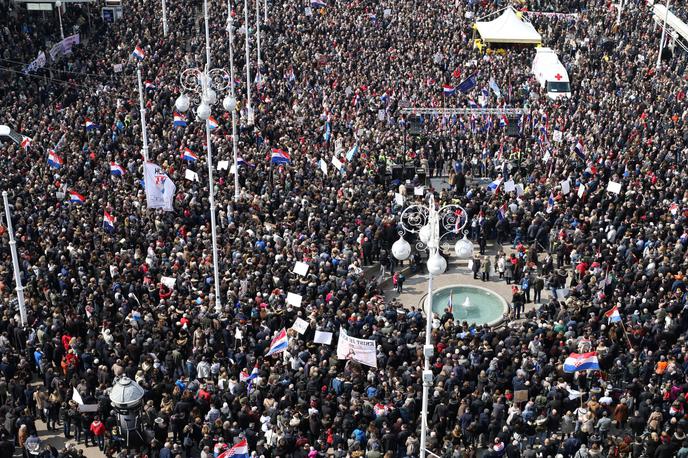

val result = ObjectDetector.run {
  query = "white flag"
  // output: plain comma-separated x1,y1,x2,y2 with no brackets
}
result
144,162,175,212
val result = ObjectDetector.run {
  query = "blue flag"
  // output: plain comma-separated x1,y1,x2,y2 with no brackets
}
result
457,74,477,94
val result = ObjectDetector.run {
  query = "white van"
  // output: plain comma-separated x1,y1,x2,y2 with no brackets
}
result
531,47,572,100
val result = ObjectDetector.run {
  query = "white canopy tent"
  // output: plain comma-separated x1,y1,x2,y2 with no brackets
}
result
475,7,542,45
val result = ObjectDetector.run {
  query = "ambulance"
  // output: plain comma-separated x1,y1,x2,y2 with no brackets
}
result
531,47,571,100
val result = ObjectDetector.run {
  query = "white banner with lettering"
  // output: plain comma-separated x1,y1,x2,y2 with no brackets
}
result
336,328,377,368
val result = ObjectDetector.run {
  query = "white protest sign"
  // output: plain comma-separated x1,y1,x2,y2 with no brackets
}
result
230,164,237,175
394,193,404,206
109,265,118,278
331,156,343,171
292,317,309,335
286,292,303,307
161,276,176,289
293,261,309,276
217,160,229,170
414,186,424,196
314,330,333,345
560,180,571,195
305,6,312,15
384,8,391,17
185,169,199,182
515,184,524,196
336,328,378,368
578,184,585,198
319,159,328,174
607,181,622,194
504,180,515,193
72,388,84,405
552,130,563,143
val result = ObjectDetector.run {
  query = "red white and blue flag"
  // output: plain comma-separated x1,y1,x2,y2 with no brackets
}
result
270,148,291,165
266,328,289,356
20,136,32,150
604,306,622,324
311,0,326,8
497,203,507,221
103,211,115,232
447,293,453,314
47,150,63,169
574,139,585,160
83,118,97,131
173,112,187,127
442,85,456,96
144,80,156,90
131,45,145,61
69,191,86,204
208,116,219,130
110,162,126,176
563,352,600,373
217,439,249,458
181,147,198,162
237,157,255,168
239,365,259,382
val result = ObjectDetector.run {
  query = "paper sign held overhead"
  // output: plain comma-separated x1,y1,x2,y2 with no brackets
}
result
515,184,524,196
414,186,424,196
578,184,585,198
293,261,309,276
504,180,515,193
217,160,229,171
331,156,343,171
314,330,333,345
394,193,404,206
292,317,309,335
286,292,303,307
185,169,199,182
161,276,176,289
560,180,570,195
607,181,621,194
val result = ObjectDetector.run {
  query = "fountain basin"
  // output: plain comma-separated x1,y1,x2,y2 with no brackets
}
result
427,285,508,327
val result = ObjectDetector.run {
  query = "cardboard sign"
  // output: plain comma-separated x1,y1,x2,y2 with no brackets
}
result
514,390,529,403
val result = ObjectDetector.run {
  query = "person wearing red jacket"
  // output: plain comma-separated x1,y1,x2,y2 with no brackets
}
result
89,417,106,451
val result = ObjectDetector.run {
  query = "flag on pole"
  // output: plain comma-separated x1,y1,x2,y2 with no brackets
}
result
47,150,63,169
144,80,157,90
270,148,291,165
173,112,187,127
574,139,585,160
563,352,600,373
266,328,289,356
486,177,503,192
604,306,622,324
131,45,145,61
217,439,250,458
457,74,477,93
110,162,126,176
83,118,97,131
442,85,456,96
237,157,255,168
208,116,219,130
239,365,259,382
497,203,507,221
68,191,86,204
546,192,555,213
323,121,332,142
20,136,32,150
346,144,359,161
488,78,502,98
103,211,115,232
311,0,327,7
181,147,198,162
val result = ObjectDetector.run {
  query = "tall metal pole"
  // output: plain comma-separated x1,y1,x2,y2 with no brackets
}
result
204,0,212,68
256,0,261,67
228,1,240,201
3,192,27,326
56,1,65,40
203,0,222,312
162,0,168,36
420,268,432,458
263,0,267,22
657,0,670,70
244,0,253,124
136,64,150,162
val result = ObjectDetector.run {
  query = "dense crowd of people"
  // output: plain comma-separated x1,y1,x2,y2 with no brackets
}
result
2,0,688,457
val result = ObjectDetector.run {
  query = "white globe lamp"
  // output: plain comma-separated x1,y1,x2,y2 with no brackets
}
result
391,237,412,261
197,102,211,121
419,225,432,245
427,252,447,276
223,96,237,112
204,88,217,105
454,234,474,259
175,94,190,112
